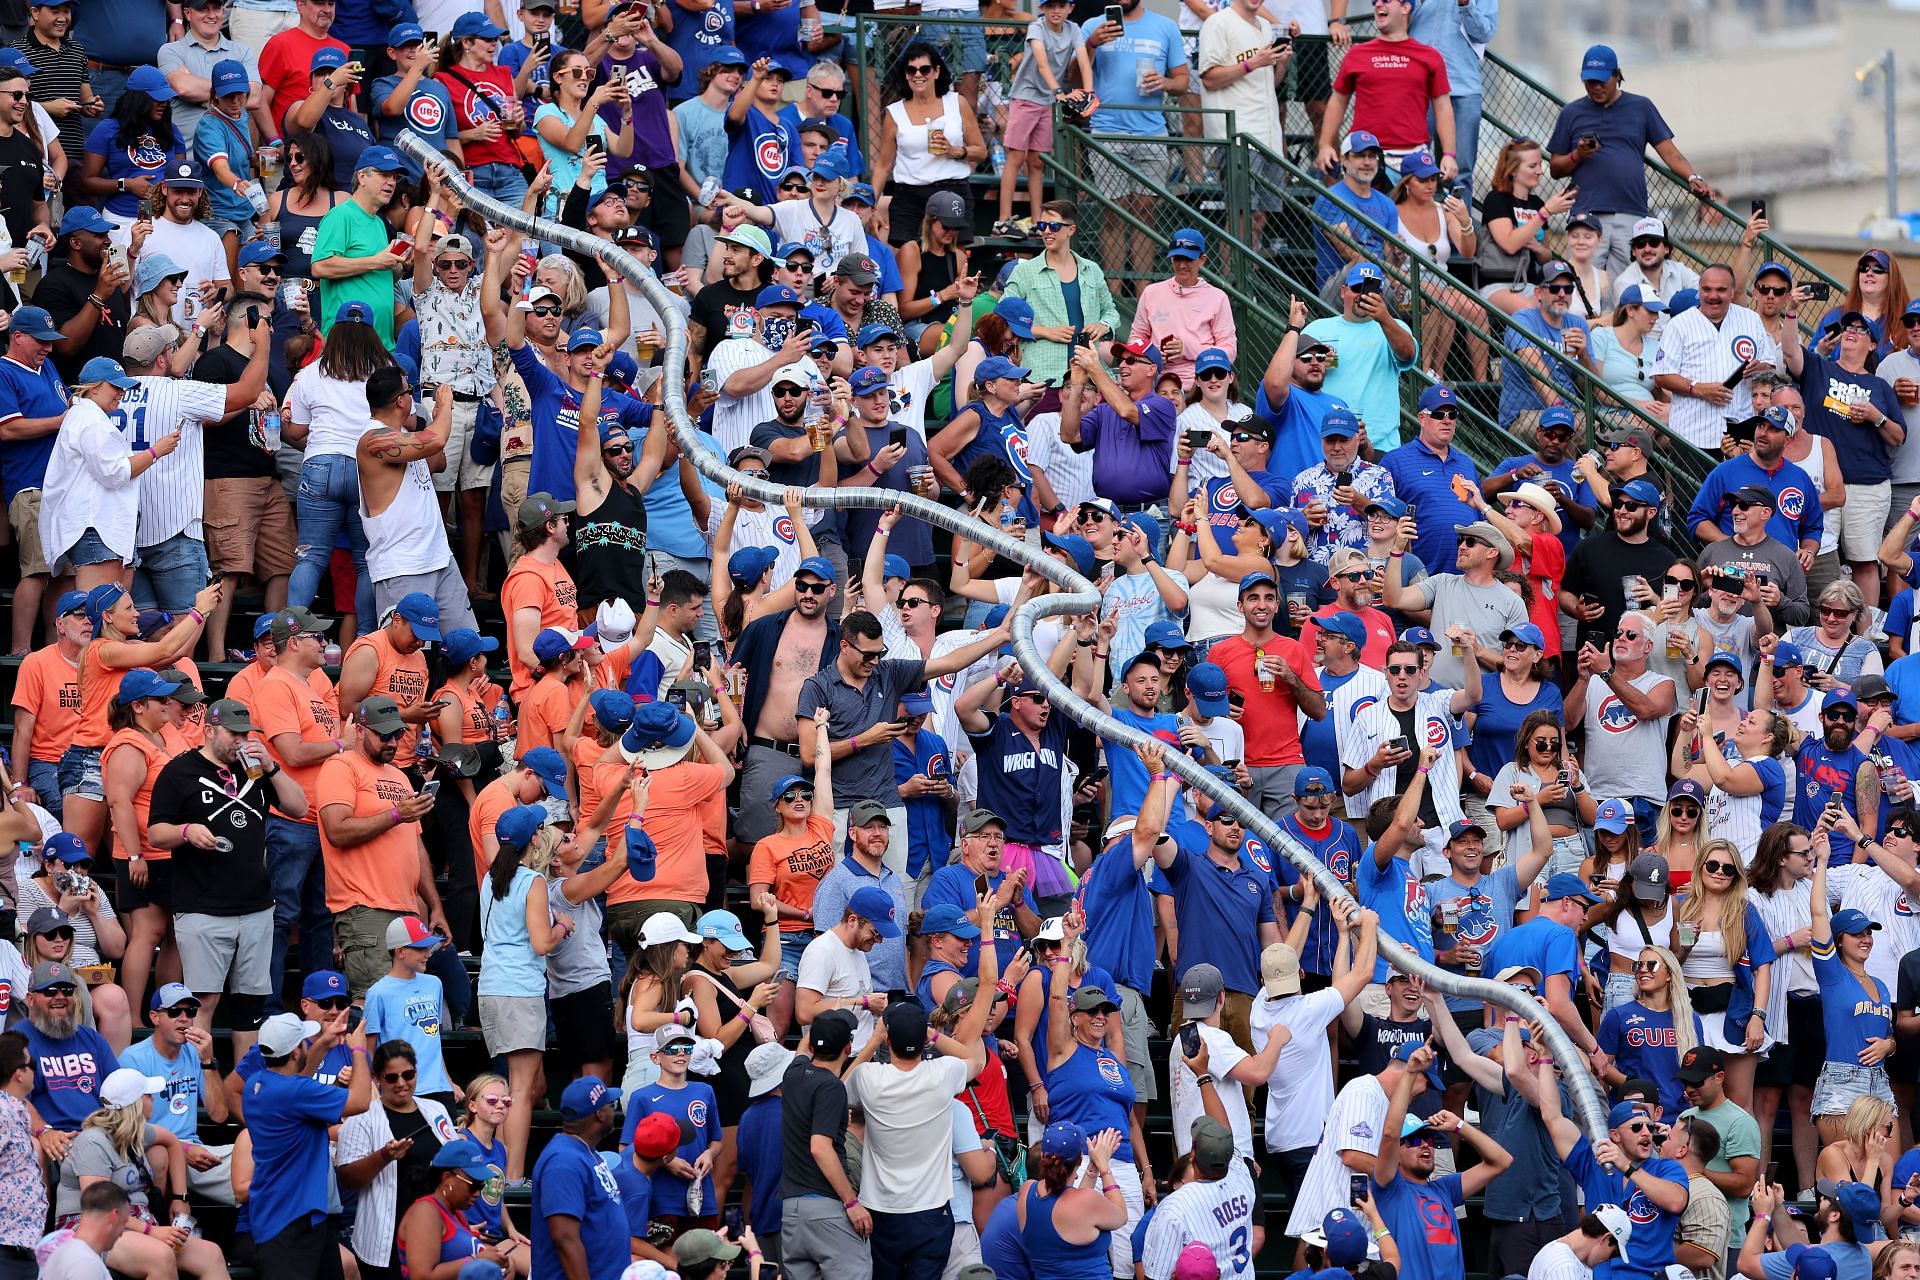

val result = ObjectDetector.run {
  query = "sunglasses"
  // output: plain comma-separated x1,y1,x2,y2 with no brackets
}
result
900,596,932,609
1631,959,1664,973
314,997,351,1012
254,266,283,278
39,984,76,997
1296,352,1330,362
1617,629,1643,640
1386,663,1420,675
1669,803,1700,817
1336,570,1370,582
1401,1133,1441,1148
436,259,473,271
371,725,406,742
905,63,936,75
39,926,76,941
1540,283,1576,295
659,1043,696,1055
779,788,814,804
1755,285,1790,297
603,441,634,455
160,1003,201,1019
1824,708,1858,721
1196,370,1229,382
1889,829,1915,843
1662,575,1695,588
530,304,564,317
794,580,831,595
811,84,845,97
1033,220,1068,232
1076,510,1110,524
1819,605,1855,617
779,182,808,193
481,1093,512,1107
1859,261,1889,275
1502,639,1537,651
1619,1119,1652,1133
772,385,810,397
382,1069,418,1083
847,643,887,661
1701,860,1737,876
1458,536,1487,549
1426,407,1459,420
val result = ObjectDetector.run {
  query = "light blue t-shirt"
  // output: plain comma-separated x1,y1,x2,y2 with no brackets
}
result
1304,313,1418,453
1082,10,1186,137
363,971,454,1097
674,97,729,190
1311,181,1400,291
1101,570,1168,678
120,1036,203,1144
1427,864,1523,1013
1499,308,1592,425
533,104,611,219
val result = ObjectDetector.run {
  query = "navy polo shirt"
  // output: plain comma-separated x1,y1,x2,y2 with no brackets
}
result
1381,437,1480,575
1544,92,1675,219
1158,842,1276,996
968,712,1070,848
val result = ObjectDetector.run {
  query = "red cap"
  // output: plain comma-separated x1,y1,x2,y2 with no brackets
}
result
631,1111,684,1160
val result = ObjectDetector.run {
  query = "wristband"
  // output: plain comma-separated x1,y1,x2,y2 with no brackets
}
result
188,608,204,624
1194,1073,1214,1087
390,805,403,824
1389,550,1404,558
1372,1228,1391,1241
352,1046,368,1056
147,446,160,460
845,1197,860,1209
737,1007,753,1024
1151,772,1172,781
1417,765,1430,775
858,994,869,1010
32,1124,47,1138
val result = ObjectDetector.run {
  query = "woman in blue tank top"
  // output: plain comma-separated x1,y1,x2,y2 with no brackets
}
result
396,1138,512,1279
1018,1122,1130,1280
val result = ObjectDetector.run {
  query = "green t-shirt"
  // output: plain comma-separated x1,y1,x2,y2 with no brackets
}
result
311,198,395,345
1682,1097,1763,1239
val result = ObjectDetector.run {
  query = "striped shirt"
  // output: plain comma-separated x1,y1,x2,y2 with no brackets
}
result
1140,1158,1259,1279
114,376,229,547
10,34,88,161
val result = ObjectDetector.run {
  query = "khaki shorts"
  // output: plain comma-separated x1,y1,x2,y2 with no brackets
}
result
8,488,47,576
433,398,497,494
205,476,298,578
335,904,409,998
1842,481,1893,562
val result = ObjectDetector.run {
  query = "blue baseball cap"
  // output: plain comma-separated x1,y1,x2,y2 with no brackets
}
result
1544,872,1599,904
810,148,854,182
994,296,1035,339
79,356,138,389
301,970,348,1001
710,44,748,67
1193,347,1233,378
334,301,376,327
1167,228,1207,260
117,668,184,703
1619,478,1662,507
848,885,902,937
392,592,441,641
210,58,250,96
1580,44,1620,81
1539,259,1576,283
1772,641,1805,669
1537,404,1578,433
148,981,195,1012
922,902,982,940
1343,263,1383,290
558,1075,622,1120
1668,287,1699,316
1824,689,1859,713
697,909,751,952
519,746,569,799
441,628,499,666
848,365,889,396
356,145,406,174
386,21,425,44
237,239,286,269
771,241,809,267
1321,1208,1371,1267
566,326,604,352
1249,507,1309,546
1294,766,1335,797
755,283,801,309
495,804,547,850
1500,622,1546,649
1400,625,1437,648
881,553,910,581
618,702,696,762
1617,283,1666,313
728,545,780,585
1312,404,1360,439
1317,611,1368,648
54,589,90,617
1594,797,1633,834
1342,130,1382,155
795,555,836,583
1042,531,1095,578
1144,619,1190,652
1754,260,1793,285
1418,384,1458,413
769,773,812,804
56,206,112,238
533,627,591,664
451,10,508,38
1793,1247,1839,1280
1363,494,1407,521
10,304,59,342
1398,149,1443,180
1238,570,1279,597
1039,1121,1086,1160
1830,908,1881,937
310,46,348,72
1607,1100,1643,1129
1185,661,1229,715
1126,511,1161,550
844,181,876,206
251,613,278,640
587,688,636,734
0,49,37,73
431,1137,495,1180
126,65,176,100
42,832,89,864
855,322,903,348
901,690,933,715
974,354,1031,384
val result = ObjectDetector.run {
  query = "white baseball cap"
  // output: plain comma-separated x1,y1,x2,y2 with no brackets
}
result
1631,216,1667,242
1592,1203,1635,1265
595,598,636,651
638,912,701,948
99,1067,167,1108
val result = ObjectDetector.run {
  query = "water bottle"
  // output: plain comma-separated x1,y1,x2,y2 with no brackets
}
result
420,722,435,759
990,141,1006,176
261,408,282,452
999,496,1014,529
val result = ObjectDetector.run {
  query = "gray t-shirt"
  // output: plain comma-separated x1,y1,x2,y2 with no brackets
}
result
40,1238,112,1280
1010,20,1085,105
796,657,929,805
545,870,609,999
55,1123,160,1219
1697,535,1810,628
1415,573,1528,687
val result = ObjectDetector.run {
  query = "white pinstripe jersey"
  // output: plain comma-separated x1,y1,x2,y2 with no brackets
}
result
115,376,229,548
1139,1158,1258,1279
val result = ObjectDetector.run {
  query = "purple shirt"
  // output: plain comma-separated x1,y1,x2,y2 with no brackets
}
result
1076,394,1177,503
599,49,678,177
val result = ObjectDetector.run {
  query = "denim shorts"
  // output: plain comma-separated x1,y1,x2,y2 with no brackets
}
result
204,213,255,241
1813,1060,1894,1118
65,526,126,569
779,930,816,981
57,743,104,802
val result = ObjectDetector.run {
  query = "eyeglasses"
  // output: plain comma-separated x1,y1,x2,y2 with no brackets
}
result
847,643,887,661
1425,407,1459,420
905,63,936,76
794,580,831,595
1033,220,1068,233
1701,860,1736,876
161,1003,200,1019
1755,285,1791,297
1385,664,1420,675
481,1093,512,1107
1540,283,1575,295
1631,959,1664,973
1662,574,1695,589
382,1068,418,1083
1530,737,1561,749
530,304,564,317
900,597,932,609
603,441,634,455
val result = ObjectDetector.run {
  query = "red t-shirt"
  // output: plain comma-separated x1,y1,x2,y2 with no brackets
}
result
1515,531,1567,660
1299,604,1398,670
435,65,521,169
1207,633,1319,768
259,30,351,135
1333,38,1451,151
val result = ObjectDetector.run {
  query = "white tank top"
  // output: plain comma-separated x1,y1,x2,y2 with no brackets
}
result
1797,434,1839,554
1600,898,1673,961
1395,206,1453,268
886,94,972,187
1681,928,1736,981
361,456,451,580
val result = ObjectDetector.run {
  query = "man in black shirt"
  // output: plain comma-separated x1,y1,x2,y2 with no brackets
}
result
35,203,127,383
146,697,309,1062
780,1009,870,1279
1561,476,1679,644
687,223,771,370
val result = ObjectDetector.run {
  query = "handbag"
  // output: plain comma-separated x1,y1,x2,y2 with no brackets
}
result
686,967,776,1045
470,397,503,466
965,1083,1025,1188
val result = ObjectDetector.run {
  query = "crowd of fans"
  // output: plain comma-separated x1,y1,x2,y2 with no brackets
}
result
0,2,1917,1280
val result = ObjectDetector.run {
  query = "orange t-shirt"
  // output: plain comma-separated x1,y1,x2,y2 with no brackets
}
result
439,681,505,745
253,665,342,826
467,775,521,890
748,814,836,932
500,556,578,700
167,657,206,751
609,760,726,906
573,736,632,841
103,727,168,861
223,658,275,707
520,674,578,754
316,751,422,914
589,647,634,692
11,644,81,763
73,641,133,750
344,632,432,769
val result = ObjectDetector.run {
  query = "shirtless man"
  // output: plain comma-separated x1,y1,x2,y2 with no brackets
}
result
730,555,839,854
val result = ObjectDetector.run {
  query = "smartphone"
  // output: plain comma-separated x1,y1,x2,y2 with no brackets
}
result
1270,33,1291,48
1352,275,1383,296
1695,687,1709,716
1223,759,1241,770
692,640,712,672
666,688,688,709
1227,690,1245,712
1804,281,1832,301
422,29,436,43
1070,327,1088,349
889,426,907,450
1387,736,1410,755
893,715,916,729
1179,1021,1200,1059
1186,428,1210,451
245,305,260,328
1729,417,1757,444
1084,764,1109,786
1334,469,1352,488
347,1005,364,1032
1103,3,1123,23
422,778,441,799
1721,361,1751,389
1404,502,1417,523
723,1206,745,1238
582,136,605,158
1556,766,1571,790
975,873,991,897
1751,198,1766,220
1577,133,1599,150
532,30,550,51
1350,1172,1370,1207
